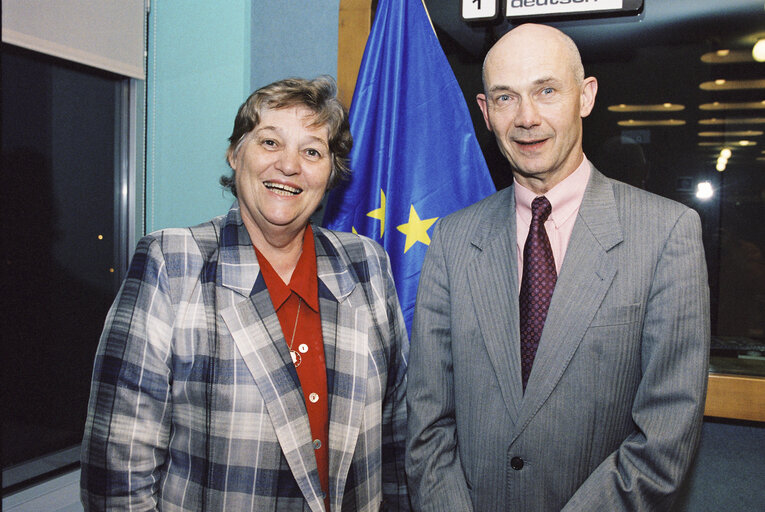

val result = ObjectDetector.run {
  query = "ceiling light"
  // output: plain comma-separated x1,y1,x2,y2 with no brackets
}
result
696,181,714,199
753,39,765,62
699,101,765,110
698,141,758,147
699,117,765,125
608,103,685,112
618,119,686,127
698,130,764,137
699,79,765,91
721,148,732,159
701,49,753,64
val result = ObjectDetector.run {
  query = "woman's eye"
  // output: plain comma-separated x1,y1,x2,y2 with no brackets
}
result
261,139,277,147
305,148,322,158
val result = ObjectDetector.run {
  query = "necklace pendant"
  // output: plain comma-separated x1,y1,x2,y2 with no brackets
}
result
291,350,302,367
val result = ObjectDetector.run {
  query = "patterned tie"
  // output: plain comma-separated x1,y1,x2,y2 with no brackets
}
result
520,196,557,391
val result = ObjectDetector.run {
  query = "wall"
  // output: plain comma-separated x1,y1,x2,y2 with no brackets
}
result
146,0,249,232
146,0,340,233
250,0,340,90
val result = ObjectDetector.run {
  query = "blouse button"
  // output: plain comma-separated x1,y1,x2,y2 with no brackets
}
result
298,343,309,353
309,392,320,403
313,439,322,450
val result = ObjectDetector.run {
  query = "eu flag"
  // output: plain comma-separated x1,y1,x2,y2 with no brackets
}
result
323,0,495,332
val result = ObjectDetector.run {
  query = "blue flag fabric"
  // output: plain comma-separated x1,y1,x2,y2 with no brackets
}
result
323,0,495,332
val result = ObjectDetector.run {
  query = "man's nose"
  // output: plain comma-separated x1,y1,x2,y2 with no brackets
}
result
514,98,541,129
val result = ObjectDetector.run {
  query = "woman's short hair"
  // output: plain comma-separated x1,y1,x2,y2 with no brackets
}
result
221,75,353,197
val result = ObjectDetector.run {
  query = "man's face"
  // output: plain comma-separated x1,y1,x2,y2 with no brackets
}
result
476,26,597,193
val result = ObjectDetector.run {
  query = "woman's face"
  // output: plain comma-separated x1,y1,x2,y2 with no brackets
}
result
230,105,332,242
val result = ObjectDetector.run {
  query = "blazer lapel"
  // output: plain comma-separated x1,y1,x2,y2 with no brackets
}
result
217,207,325,512
313,228,367,511
467,188,524,421
514,168,623,434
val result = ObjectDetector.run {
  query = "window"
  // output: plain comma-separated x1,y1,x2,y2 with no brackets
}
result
1,43,134,491
430,2,765,382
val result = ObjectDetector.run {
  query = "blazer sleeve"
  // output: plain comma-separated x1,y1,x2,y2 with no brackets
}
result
563,208,711,510
374,242,411,511
406,221,474,512
80,235,175,511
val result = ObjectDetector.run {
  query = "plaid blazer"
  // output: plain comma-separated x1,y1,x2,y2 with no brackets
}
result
81,202,410,511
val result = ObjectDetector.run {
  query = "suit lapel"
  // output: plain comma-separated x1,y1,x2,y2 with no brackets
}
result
314,228,367,511
217,207,325,512
514,169,623,434
468,188,524,420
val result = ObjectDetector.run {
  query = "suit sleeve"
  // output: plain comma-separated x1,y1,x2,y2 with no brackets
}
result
406,222,474,512
563,208,711,510
80,236,175,511
377,245,411,511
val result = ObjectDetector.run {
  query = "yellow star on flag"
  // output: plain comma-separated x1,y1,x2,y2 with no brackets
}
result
366,189,386,238
397,204,438,253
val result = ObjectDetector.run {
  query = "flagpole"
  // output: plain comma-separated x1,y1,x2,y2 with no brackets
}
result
420,0,437,36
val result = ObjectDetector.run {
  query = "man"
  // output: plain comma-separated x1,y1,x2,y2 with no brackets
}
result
406,23,710,511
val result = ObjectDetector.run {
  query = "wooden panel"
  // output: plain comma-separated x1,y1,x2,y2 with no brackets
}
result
705,373,765,422
337,0,372,109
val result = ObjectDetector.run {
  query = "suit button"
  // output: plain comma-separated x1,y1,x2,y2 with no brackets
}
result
510,456,524,470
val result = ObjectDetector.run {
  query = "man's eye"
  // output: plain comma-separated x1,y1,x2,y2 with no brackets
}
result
542,87,554,95
497,94,510,102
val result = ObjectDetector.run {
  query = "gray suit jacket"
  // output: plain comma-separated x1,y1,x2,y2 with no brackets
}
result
406,168,710,511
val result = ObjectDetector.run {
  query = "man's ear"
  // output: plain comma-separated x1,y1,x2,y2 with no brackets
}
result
476,93,493,131
580,77,598,118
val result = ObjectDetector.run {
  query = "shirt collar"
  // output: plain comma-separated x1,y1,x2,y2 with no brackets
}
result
253,225,320,312
514,156,591,228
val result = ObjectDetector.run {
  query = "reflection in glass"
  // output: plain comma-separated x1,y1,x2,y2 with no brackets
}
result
428,0,765,376
1,43,122,485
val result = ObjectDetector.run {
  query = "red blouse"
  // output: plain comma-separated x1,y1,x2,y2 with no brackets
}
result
254,225,331,510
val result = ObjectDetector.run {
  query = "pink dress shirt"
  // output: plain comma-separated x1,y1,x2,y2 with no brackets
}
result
515,157,591,288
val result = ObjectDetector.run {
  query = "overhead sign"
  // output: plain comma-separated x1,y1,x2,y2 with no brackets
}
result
463,0,643,21
462,0,498,21
506,0,642,18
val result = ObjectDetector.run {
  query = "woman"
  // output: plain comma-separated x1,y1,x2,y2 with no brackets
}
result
81,76,409,511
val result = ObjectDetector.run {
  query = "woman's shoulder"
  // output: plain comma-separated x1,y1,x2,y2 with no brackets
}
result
140,215,224,252
130,215,226,283
313,225,387,261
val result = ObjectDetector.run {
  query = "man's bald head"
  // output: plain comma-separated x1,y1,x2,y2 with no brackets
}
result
482,24,585,92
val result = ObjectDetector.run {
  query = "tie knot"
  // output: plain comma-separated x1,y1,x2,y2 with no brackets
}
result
531,196,552,223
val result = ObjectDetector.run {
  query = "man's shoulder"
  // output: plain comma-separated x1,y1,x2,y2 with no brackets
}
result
605,175,696,224
438,187,513,232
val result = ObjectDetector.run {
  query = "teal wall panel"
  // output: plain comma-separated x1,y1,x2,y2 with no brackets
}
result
146,1,340,233
146,0,251,232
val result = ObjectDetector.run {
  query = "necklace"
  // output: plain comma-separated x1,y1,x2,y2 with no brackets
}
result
288,298,302,367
